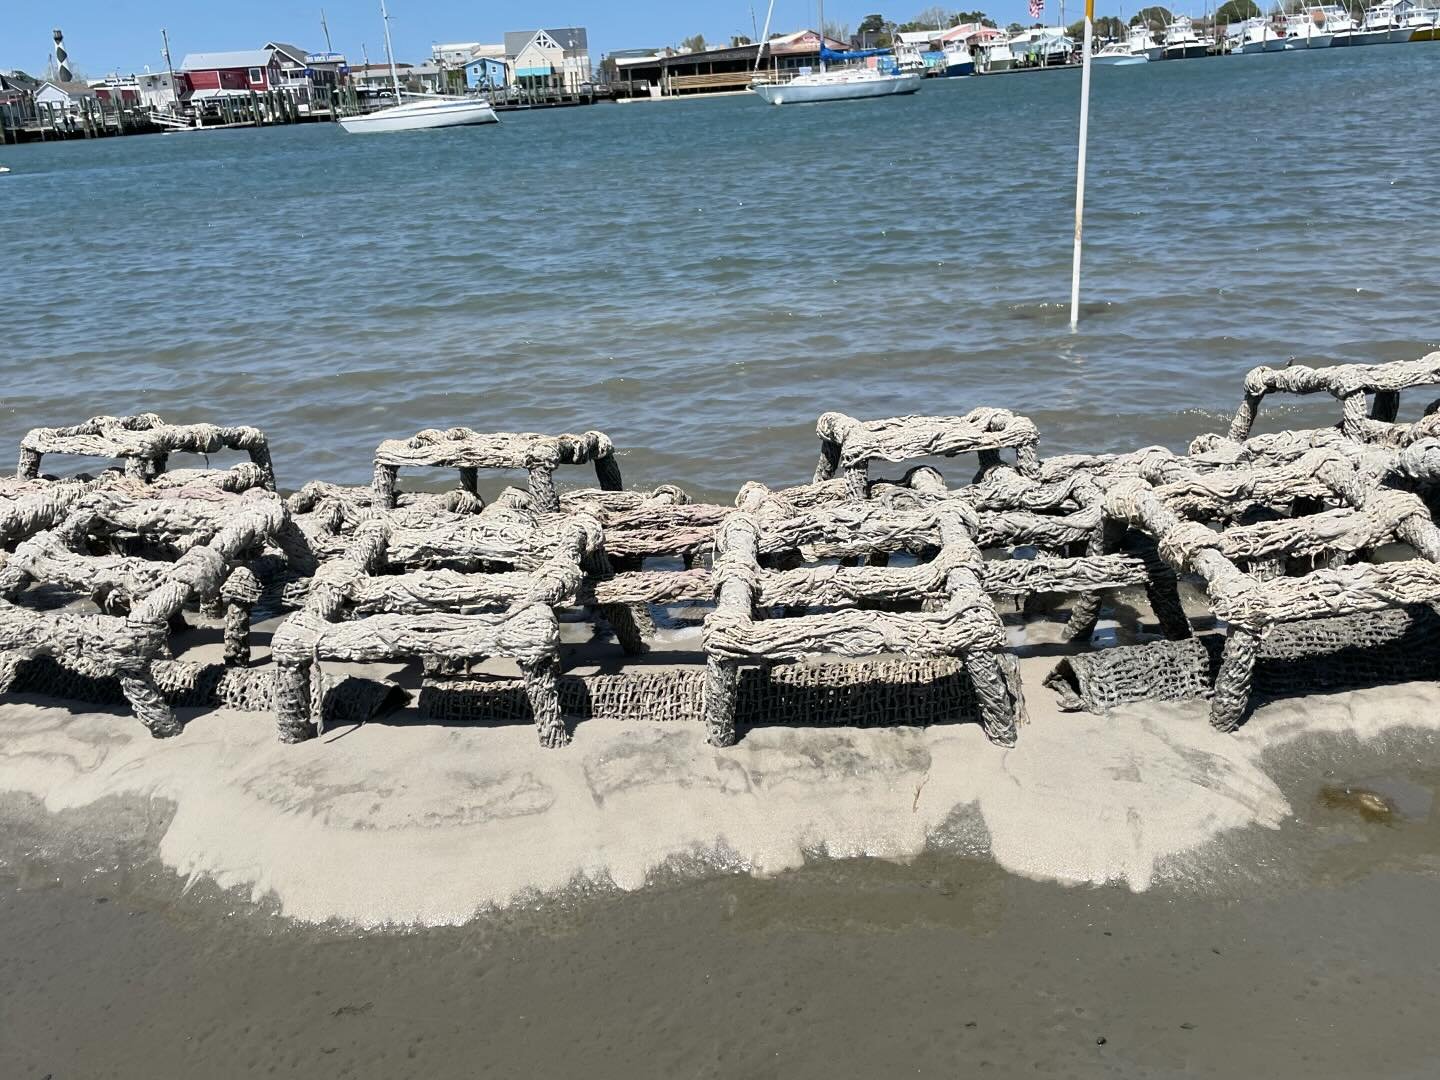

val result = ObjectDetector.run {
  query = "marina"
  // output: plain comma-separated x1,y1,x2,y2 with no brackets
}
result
3,15,1440,1079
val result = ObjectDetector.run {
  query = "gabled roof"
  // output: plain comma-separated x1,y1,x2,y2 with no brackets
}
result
37,80,98,99
1,70,41,92
504,27,589,58
180,50,275,71
264,42,309,66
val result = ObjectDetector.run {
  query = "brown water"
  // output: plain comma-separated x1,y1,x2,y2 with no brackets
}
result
5,726,1440,1078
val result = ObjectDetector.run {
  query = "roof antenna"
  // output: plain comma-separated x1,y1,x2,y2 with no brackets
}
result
321,9,334,54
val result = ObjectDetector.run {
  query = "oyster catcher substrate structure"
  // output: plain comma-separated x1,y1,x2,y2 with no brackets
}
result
5,354,1440,769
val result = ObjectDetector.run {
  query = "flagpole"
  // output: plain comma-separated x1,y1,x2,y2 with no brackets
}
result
1069,0,1095,329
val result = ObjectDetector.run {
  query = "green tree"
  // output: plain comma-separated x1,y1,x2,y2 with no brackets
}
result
680,33,707,52
858,13,887,32
1215,0,1260,17
1130,5,1175,31
730,34,753,46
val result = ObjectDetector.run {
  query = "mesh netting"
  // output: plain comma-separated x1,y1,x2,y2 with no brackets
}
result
418,655,1017,730
1045,605,1440,713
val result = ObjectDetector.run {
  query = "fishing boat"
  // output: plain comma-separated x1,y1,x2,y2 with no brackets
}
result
1162,16,1213,59
338,0,498,133
1396,2,1439,39
1126,24,1165,59
975,35,1018,71
1351,0,1401,43
941,40,976,76
1410,6,1440,39
1093,41,1149,64
1235,16,1288,51
0,166,10,175
1283,8,1335,47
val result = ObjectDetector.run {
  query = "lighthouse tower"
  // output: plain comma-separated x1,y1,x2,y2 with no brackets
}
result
53,28,72,82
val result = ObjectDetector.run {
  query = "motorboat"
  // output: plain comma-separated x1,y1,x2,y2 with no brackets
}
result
339,0,499,133
751,66,922,104
1093,41,1149,64
1235,17,1288,52
1351,0,1401,43
975,36,1017,72
941,40,975,76
892,40,928,76
1126,25,1165,60
1162,16,1214,59
1284,8,1335,47
339,95,498,133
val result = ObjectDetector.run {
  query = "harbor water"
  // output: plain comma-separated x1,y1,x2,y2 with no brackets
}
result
4,43,1440,1080
2,45,1438,500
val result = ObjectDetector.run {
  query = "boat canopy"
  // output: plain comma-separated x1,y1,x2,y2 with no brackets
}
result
819,46,891,61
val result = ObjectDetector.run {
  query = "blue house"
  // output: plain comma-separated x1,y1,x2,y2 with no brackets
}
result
463,56,509,90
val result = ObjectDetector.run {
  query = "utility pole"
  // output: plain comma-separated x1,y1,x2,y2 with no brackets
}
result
161,28,180,111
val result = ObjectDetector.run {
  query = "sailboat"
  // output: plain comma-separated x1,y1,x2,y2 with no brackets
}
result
749,0,922,104
339,0,497,133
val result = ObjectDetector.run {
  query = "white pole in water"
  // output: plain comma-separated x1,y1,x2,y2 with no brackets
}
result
1069,0,1095,329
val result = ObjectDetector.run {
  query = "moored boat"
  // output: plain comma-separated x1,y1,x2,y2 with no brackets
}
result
1235,16,1288,52
1162,16,1214,58
751,65,922,104
1284,7,1336,47
1093,41,1149,64
975,35,1017,71
339,95,497,133
1126,24,1165,60
941,40,975,76
339,0,499,133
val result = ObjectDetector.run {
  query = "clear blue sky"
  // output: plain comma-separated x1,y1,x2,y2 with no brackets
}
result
6,1,1060,77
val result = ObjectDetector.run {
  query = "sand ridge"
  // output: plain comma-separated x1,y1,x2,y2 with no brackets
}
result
0,658,1435,927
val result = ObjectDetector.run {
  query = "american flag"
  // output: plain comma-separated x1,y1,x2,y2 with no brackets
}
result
1028,0,1044,16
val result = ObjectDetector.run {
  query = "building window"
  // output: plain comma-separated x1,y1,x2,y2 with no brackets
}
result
249,67,263,83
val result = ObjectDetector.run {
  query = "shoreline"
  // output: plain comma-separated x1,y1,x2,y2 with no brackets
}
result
2,641,1437,928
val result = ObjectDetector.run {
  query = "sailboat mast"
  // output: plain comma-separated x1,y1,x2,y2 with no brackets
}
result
819,0,827,70
380,0,402,99
753,0,777,74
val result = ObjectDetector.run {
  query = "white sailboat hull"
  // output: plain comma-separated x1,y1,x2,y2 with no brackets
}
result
751,72,922,105
339,97,498,133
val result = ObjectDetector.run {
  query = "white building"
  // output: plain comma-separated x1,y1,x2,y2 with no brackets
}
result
503,28,591,91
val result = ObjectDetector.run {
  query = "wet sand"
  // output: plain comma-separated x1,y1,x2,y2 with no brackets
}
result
3,641,1440,1075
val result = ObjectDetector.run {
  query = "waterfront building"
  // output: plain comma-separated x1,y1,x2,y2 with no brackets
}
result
34,80,98,114
504,28,592,92
0,71,40,126
88,77,142,106
608,30,844,99
263,42,347,108
463,56,510,91
133,71,181,112
180,50,283,100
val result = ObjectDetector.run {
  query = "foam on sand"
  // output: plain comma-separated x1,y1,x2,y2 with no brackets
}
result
0,656,1436,927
